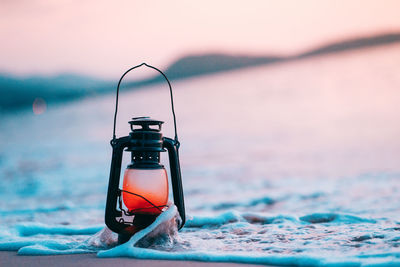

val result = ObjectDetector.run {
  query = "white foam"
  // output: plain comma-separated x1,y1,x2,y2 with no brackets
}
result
98,205,180,257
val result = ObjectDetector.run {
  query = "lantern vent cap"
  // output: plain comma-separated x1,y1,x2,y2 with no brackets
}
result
129,117,164,132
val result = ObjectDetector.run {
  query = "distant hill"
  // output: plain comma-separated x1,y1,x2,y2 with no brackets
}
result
1,32,400,112
126,32,400,87
296,32,400,58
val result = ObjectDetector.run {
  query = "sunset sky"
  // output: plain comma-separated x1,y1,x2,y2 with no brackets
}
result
1,0,399,78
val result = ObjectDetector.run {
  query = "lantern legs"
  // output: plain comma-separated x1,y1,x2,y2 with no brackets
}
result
105,137,130,234
163,137,186,228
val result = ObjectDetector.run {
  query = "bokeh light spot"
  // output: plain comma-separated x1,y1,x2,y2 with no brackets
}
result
32,98,47,115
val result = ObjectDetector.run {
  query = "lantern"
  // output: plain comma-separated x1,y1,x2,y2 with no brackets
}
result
105,63,185,243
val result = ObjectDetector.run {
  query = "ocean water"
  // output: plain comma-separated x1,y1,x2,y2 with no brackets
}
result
1,44,400,266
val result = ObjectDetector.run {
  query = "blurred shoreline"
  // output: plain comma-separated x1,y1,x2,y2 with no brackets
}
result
1,31,400,113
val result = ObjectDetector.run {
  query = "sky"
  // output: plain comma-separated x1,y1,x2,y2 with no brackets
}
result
0,0,399,78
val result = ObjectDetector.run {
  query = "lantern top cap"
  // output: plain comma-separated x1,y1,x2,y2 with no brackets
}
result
129,117,164,132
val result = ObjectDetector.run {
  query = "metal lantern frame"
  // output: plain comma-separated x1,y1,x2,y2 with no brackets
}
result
104,63,186,236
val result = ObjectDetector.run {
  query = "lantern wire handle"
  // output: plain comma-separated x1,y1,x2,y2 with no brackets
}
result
112,63,179,143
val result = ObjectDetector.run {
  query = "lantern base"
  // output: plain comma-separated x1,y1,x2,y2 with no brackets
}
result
118,233,133,244
117,214,158,244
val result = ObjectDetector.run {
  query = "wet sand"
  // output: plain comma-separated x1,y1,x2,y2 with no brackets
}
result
0,251,265,267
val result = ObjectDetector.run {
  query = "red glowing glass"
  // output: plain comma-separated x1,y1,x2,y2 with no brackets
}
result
122,168,169,215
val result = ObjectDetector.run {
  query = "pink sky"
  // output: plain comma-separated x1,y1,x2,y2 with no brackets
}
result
0,0,399,78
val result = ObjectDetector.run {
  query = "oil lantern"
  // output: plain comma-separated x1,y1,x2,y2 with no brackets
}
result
105,63,185,243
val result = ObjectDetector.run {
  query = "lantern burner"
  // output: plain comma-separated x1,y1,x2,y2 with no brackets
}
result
126,117,165,169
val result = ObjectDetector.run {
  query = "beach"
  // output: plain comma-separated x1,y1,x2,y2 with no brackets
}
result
0,252,261,267
1,44,400,266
